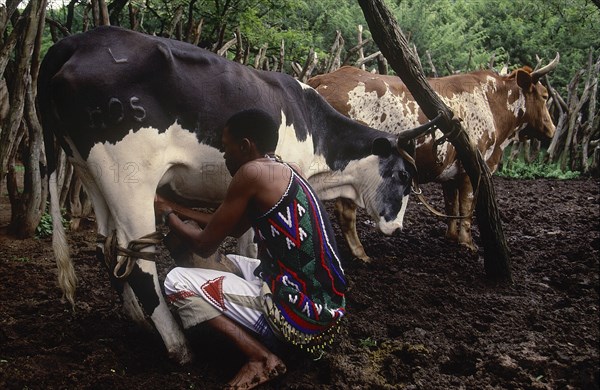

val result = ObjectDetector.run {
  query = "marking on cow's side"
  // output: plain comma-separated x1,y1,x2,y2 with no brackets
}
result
86,97,147,128
109,162,140,183
108,48,128,63
108,97,125,123
129,97,147,122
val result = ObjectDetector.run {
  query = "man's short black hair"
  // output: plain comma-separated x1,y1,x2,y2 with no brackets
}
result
225,109,279,154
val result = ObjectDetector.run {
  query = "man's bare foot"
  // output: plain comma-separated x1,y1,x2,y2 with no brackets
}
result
224,354,286,389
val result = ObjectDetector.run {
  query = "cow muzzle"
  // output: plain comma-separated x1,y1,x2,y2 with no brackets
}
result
377,217,403,236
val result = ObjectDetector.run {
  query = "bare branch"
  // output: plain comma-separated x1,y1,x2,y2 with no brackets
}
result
354,50,381,68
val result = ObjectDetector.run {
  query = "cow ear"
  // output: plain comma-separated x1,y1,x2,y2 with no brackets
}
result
516,69,534,91
372,137,393,158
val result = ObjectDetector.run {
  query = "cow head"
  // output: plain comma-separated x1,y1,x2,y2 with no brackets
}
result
364,115,439,235
369,137,417,235
514,53,560,140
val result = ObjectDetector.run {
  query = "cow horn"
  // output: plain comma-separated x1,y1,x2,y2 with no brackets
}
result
531,52,560,79
397,112,443,145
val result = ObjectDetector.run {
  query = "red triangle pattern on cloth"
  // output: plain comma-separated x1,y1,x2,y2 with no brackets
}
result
201,276,226,312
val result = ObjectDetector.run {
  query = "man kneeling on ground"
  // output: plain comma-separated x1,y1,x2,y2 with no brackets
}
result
155,109,347,389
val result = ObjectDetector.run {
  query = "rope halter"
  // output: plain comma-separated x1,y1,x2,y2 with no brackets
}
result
98,230,164,279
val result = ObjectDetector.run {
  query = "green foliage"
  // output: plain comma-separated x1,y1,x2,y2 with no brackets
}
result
359,337,378,348
231,0,371,70
11,256,31,263
449,0,600,93
392,0,500,75
35,206,68,239
300,0,367,48
40,0,598,109
236,2,319,69
387,0,600,83
35,212,54,238
497,157,580,180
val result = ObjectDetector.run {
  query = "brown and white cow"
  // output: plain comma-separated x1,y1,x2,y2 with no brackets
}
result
308,56,558,258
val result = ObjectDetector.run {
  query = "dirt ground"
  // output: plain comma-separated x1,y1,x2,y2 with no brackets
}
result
0,176,598,390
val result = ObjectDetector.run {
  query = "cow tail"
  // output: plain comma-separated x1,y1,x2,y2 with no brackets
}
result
49,169,77,307
39,40,79,308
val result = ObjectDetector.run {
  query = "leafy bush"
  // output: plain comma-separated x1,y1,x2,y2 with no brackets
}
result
497,157,580,179
35,208,69,238
35,212,54,238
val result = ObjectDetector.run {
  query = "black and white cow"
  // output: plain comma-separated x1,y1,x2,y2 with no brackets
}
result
38,26,430,364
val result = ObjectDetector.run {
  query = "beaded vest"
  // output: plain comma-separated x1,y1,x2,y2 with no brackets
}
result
252,159,347,352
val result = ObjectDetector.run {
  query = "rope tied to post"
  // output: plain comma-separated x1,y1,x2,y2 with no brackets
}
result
97,231,164,279
431,115,464,165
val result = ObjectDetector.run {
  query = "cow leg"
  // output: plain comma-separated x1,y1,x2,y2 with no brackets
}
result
109,199,192,365
127,259,193,365
83,163,192,365
121,284,153,330
74,167,159,332
457,175,477,251
334,198,370,262
441,181,460,243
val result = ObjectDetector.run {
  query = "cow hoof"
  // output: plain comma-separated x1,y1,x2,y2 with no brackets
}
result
459,241,478,252
445,232,459,243
170,348,194,366
355,255,372,263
